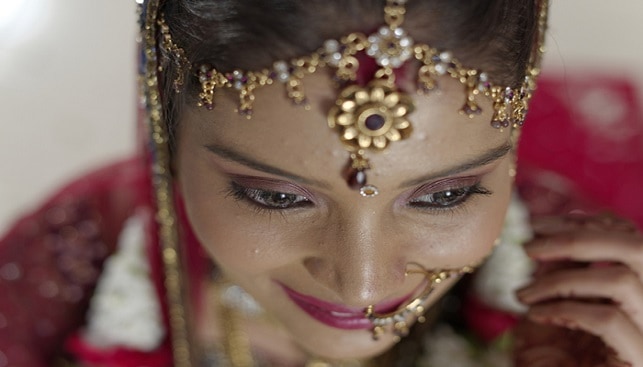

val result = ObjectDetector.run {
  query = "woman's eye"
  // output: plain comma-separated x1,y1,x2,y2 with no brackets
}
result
229,183,311,210
409,184,491,210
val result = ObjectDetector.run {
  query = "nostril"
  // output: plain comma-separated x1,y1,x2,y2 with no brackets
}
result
303,254,411,308
303,256,338,288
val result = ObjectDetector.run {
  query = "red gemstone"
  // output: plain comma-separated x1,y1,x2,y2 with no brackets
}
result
347,168,367,190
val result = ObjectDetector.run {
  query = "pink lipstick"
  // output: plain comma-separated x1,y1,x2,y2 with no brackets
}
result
280,284,413,330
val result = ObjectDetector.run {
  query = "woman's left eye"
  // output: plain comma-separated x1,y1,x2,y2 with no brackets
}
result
409,183,491,210
229,182,311,210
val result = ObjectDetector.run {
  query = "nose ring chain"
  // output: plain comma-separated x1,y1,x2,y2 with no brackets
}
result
364,262,474,340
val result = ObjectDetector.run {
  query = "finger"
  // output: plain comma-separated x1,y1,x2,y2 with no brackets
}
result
517,265,643,331
531,214,639,235
513,320,615,367
527,301,643,366
524,230,643,274
531,259,585,277
530,214,592,235
605,354,634,367
515,345,577,367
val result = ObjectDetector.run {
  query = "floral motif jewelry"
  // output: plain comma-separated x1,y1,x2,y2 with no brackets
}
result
329,79,414,197
157,0,549,196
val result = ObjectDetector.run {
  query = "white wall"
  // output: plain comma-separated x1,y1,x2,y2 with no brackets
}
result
543,1,643,90
1,1,642,232
0,0,138,232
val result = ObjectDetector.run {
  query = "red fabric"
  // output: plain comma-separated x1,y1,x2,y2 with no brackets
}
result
464,294,519,342
518,75,643,229
65,335,173,367
0,157,152,365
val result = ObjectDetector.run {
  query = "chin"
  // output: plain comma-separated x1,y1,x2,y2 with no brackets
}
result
295,329,399,361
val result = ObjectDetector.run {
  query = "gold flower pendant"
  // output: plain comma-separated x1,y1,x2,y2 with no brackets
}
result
328,78,414,195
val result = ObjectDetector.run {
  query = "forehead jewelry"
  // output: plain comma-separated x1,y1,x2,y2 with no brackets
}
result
364,262,474,340
159,0,546,198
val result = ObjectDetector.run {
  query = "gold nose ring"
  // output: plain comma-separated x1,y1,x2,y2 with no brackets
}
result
364,262,473,340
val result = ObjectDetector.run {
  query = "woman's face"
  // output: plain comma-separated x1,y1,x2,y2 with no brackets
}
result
176,73,513,359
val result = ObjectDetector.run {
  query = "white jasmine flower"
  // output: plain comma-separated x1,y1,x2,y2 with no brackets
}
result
84,211,165,351
474,193,534,313
420,325,478,367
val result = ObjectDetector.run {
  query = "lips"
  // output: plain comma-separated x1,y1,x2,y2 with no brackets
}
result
280,283,413,330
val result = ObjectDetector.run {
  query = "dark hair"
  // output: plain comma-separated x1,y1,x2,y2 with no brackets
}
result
159,0,538,150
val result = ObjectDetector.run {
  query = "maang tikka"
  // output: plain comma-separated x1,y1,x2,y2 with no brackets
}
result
159,0,545,197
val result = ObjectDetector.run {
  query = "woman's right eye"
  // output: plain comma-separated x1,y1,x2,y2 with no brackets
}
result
228,182,311,211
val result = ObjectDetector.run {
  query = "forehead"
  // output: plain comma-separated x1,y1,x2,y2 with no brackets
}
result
180,72,511,184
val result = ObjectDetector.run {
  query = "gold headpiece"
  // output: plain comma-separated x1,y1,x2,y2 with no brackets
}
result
159,0,547,197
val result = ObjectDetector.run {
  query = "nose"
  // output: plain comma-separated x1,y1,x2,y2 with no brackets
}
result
303,209,409,308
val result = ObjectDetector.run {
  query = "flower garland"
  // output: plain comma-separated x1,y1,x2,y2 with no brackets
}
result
474,194,534,313
66,210,171,367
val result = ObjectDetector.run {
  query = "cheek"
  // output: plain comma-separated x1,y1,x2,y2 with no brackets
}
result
405,167,512,268
176,150,305,277
455,174,512,265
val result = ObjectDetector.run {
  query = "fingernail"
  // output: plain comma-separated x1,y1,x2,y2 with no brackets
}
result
528,314,575,329
523,241,555,259
550,317,578,330
515,287,534,302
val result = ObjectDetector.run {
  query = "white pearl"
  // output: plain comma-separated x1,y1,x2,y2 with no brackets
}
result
273,60,288,72
439,51,453,63
435,63,447,75
323,39,339,53
378,26,391,37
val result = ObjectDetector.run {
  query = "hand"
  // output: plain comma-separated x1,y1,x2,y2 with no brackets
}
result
515,214,643,366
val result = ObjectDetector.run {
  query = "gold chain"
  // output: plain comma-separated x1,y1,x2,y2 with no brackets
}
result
142,1,194,366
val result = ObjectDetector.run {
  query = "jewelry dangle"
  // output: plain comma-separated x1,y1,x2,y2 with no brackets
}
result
342,151,379,197
364,263,473,340
327,0,416,196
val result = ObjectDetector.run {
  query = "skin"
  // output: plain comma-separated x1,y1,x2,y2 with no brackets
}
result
516,214,643,367
175,71,514,361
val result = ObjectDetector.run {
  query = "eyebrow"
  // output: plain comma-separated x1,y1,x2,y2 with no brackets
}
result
203,143,332,189
205,141,512,191
398,142,513,188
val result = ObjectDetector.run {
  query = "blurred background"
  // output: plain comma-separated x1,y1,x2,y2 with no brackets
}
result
1,0,642,233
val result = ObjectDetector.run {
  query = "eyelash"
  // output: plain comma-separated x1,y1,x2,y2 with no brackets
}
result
228,179,492,216
408,182,492,213
227,181,312,213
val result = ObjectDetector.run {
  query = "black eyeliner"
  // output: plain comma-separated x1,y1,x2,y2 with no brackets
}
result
408,182,493,213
